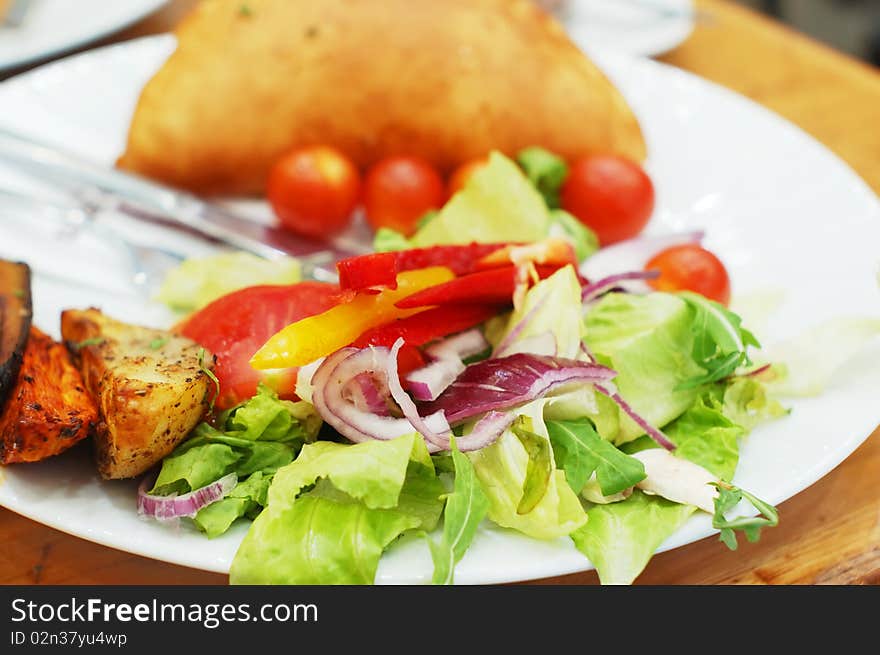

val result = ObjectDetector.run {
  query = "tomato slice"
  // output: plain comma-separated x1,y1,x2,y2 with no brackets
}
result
177,282,344,409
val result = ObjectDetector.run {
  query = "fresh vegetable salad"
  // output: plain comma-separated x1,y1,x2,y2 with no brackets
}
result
140,150,787,585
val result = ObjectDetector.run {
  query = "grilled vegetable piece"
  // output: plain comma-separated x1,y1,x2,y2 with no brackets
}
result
0,260,32,410
61,308,215,479
0,327,98,464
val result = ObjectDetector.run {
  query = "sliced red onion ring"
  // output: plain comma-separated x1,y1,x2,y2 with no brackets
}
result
137,472,238,521
344,373,392,416
423,353,617,424
425,328,489,361
312,344,450,451
581,270,661,304
387,339,452,449
580,231,704,283
456,410,516,451
405,357,466,402
594,383,676,451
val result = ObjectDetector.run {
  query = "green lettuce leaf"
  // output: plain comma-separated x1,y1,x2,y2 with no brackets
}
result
149,385,320,536
467,401,588,539
193,471,272,538
511,417,554,514
662,394,743,481
516,146,568,209
230,484,421,585
718,376,789,433
230,434,445,584
570,490,696,585
546,418,646,496
584,292,707,444
761,317,880,396
547,209,599,262
429,439,489,585
409,151,550,247
498,265,584,358
156,251,301,313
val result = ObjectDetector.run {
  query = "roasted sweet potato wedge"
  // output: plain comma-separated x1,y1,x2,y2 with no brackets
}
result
0,260,32,409
0,326,97,464
61,308,215,479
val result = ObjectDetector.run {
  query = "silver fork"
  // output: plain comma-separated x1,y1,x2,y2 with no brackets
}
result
0,187,189,297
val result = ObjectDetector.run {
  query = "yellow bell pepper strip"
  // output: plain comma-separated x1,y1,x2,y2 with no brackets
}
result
250,266,454,369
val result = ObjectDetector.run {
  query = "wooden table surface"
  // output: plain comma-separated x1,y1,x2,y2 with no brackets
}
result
1,0,879,586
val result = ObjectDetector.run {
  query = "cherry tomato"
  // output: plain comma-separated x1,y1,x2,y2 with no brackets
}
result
363,156,445,235
645,244,732,306
447,157,489,197
267,146,361,238
560,154,655,246
178,282,345,410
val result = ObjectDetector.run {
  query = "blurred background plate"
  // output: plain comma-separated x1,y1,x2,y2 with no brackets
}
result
556,0,695,57
0,0,167,71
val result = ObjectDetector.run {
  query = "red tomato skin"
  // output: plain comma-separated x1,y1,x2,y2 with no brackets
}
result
560,154,655,246
178,282,343,410
363,156,445,235
267,146,361,239
645,244,732,306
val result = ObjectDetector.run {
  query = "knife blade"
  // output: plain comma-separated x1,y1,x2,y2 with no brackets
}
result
0,127,365,270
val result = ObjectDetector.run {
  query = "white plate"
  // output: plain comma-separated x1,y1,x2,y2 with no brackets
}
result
557,0,694,58
0,0,167,71
0,35,879,584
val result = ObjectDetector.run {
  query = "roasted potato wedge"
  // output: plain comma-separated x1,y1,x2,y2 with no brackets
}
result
61,309,215,479
0,326,97,464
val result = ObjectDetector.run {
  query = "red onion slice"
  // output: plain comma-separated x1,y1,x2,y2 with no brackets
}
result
404,357,466,402
344,373,392,416
422,353,617,424
580,231,704,284
594,383,676,451
137,472,238,521
581,270,661,304
455,410,515,452
387,339,452,449
312,345,449,451
425,328,489,361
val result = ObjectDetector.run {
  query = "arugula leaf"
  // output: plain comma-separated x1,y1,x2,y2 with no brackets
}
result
711,482,779,550
430,438,489,585
546,418,646,496
510,417,553,514
676,292,761,390
516,146,568,209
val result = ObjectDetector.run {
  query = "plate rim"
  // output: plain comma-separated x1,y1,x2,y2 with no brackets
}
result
0,0,169,72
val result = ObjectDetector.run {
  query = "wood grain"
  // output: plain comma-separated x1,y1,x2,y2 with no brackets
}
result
1,0,879,585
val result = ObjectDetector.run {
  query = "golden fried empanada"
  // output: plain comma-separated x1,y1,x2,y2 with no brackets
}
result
117,0,646,194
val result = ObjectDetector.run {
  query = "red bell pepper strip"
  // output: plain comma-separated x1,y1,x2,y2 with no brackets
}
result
337,252,399,291
352,303,500,349
394,264,563,309
336,243,516,291
395,243,515,275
